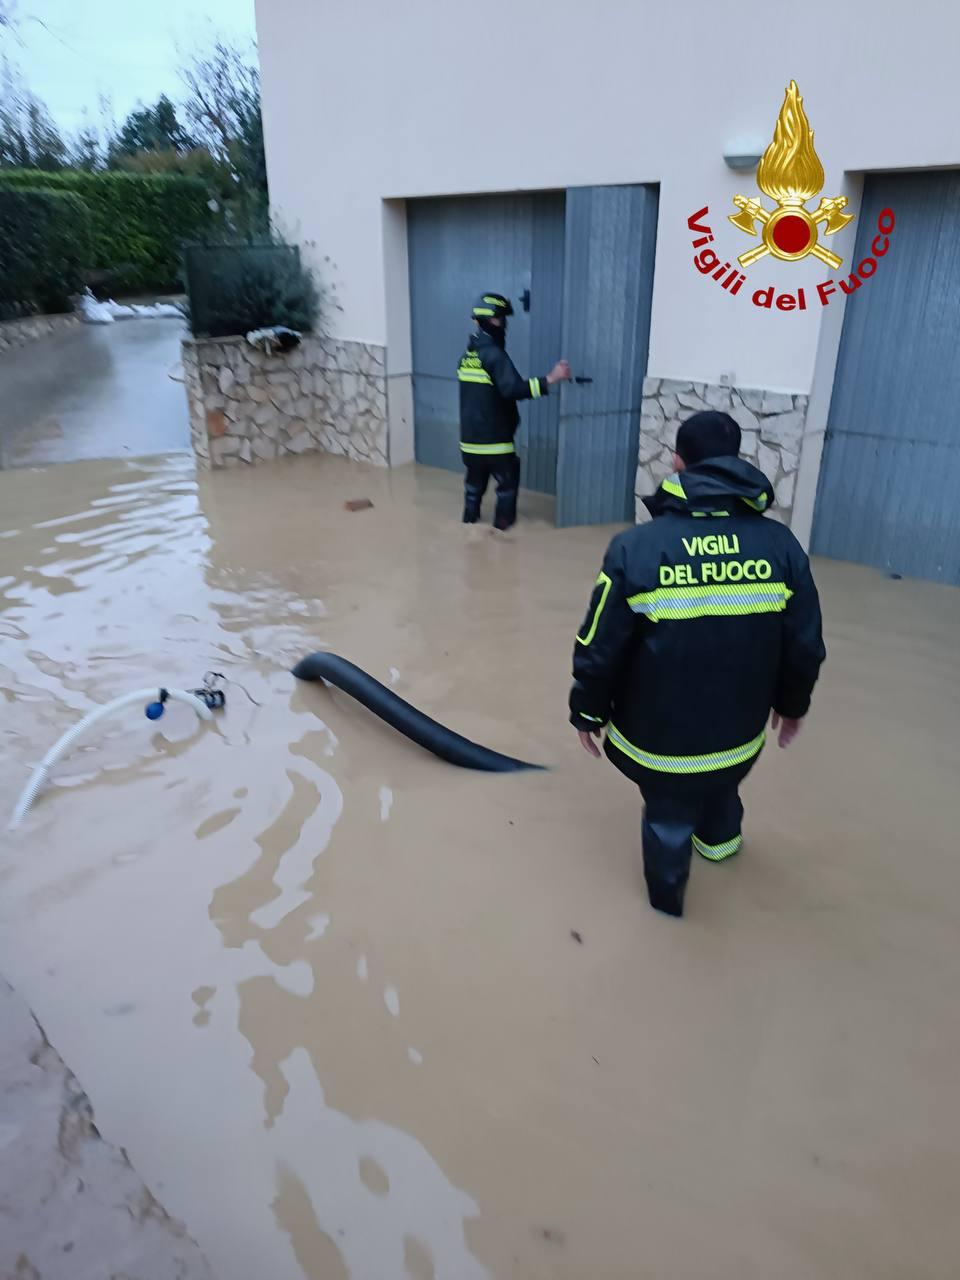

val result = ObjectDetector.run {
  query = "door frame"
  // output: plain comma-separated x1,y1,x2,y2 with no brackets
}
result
387,182,661,527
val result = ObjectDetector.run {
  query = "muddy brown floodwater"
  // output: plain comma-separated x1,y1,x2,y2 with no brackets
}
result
1,452,959,1279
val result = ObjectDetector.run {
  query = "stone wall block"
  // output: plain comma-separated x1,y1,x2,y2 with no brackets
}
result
703,384,734,411
759,410,804,446
677,390,709,412
658,393,680,420
636,375,808,528
729,404,760,435
780,445,800,473
776,472,796,508
738,388,765,412
253,437,278,462
761,390,794,414
638,431,662,463
206,409,227,438
0,312,80,357
183,335,388,470
757,442,780,480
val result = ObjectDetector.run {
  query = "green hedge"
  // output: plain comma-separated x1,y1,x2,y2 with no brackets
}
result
0,188,92,319
184,243,320,337
0,170,212,293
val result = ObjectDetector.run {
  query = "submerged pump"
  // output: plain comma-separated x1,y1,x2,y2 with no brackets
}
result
9,672,226,830
145,672,227,721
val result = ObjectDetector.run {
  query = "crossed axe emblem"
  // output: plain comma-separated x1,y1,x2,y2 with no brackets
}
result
729,195,854,269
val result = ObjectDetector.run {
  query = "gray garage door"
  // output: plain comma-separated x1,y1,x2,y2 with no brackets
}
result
556,184,659,526
407,193,565,493
812,171,960,583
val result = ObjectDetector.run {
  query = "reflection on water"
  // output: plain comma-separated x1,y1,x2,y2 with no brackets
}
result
3,453,960,1280
0,455,492,1280
273,1163,350,1280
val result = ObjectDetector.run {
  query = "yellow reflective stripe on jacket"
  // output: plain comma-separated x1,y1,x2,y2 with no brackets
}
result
661,475,686,500
693,833,742,860
529,378,542,399
460,441,515,456
607,726,765,775
741,493,769,511
576,571,612,646
458,369,494,385
626,582,792,622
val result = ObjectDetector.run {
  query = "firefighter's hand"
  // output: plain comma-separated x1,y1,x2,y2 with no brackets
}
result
547,359,571,384
771,711,803,748
578,728,603,758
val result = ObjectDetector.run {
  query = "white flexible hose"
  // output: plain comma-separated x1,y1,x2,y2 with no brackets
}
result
8,688,213,831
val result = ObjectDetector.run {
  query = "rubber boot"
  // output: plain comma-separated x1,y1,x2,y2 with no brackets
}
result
492,456,520,530
463,483,483,524
641,805,695,919
645,875,685,917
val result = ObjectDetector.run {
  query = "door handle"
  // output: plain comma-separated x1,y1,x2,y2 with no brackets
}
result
574,376,593,385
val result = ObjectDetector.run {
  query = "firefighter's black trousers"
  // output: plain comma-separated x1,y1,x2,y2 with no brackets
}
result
462,454,520,529
634,757,757,917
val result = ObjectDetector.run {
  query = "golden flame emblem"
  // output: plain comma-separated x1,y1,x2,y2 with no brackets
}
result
729,81,853,270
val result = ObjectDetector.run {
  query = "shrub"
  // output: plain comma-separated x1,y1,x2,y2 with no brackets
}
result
0,169,212,293
0,188,92,318
184,242,321,337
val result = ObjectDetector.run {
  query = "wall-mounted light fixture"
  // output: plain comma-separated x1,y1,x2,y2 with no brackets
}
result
723,139,765,172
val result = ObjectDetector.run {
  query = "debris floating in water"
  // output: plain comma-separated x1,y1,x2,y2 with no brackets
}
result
344,498,374,512
384,986,400,1018
379,786,394,823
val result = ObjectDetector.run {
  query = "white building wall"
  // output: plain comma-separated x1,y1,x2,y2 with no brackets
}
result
256,0,960,519
258,0,959,385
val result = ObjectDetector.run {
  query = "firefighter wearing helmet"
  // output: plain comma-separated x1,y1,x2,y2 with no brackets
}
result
456,292,570,530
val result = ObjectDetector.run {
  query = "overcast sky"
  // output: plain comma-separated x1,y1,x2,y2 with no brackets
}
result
4,0,256,133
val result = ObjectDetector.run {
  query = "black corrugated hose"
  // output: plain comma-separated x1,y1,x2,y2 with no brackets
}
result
292,652,544,774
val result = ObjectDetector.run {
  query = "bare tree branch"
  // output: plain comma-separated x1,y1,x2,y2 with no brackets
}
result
179,37,267,233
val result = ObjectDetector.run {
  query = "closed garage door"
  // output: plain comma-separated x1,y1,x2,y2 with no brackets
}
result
407,193,565,494
407,186,659,523
812,171,960,584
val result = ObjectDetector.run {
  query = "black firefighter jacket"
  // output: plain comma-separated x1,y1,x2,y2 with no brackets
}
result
458,329,549,456
569,457,826,783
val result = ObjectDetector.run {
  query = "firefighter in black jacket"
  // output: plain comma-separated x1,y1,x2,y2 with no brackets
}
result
458,292,570,529
570,411,826,918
